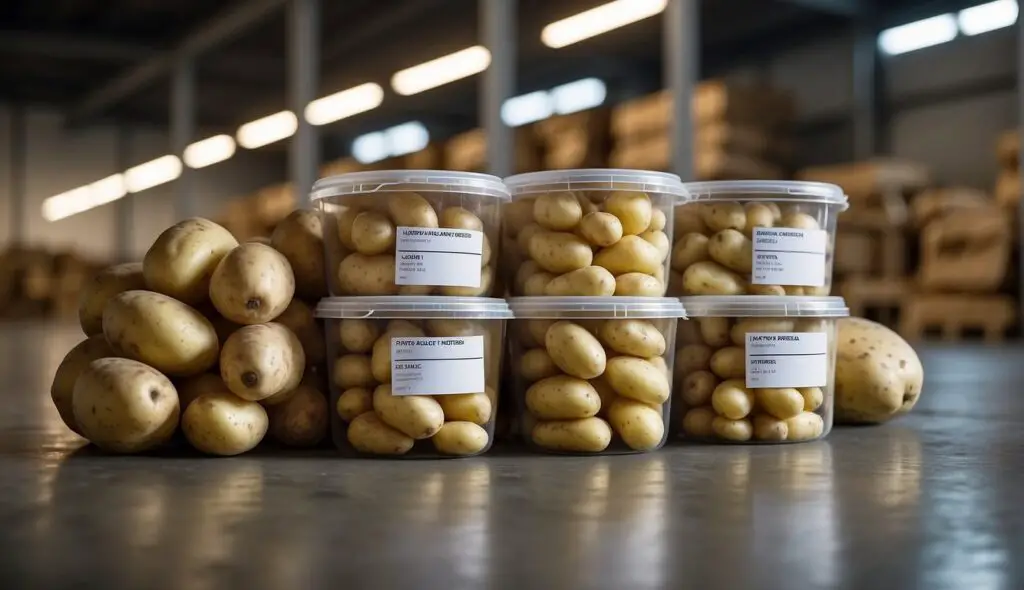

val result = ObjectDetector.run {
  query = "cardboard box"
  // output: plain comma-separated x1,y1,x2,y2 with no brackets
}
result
798,159,931,201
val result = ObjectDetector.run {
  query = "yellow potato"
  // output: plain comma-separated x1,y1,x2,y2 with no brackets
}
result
674,206,707,234
439,206,484,232
372,384,444,439
350,211,396,255
481,234,493,267
520,348,560,382
615,273,664,296
578,212,624,247
599,319,666,358
514,260,542,294
743,203,775,235
387,192,438,228
270,209,327,300
648,209,667,232
711,379,754,420
527,319,556,345
103,290,219,377
523,271,556,295
210,243,295,324
220,323,305,401
437,393,492,425
439,266,494,297
273,299,325,366
604,191,652,235
526,375,601,420
608,397,665,451
51,335,115,435
835,317,923,424
647,355,670,382
593,236,662,275
333,354,375,390
182,390,267,455
639,230,671,261
336,207,361,250
682,406,716,438
700,203,746,233
799,387,824,411
529,231,593,273
347,411,414,455
338,253,398,295
78,262,146,336
73,358,180,454
785,411,825,441
543,266,616,296
589,376,617,417
752,414,789,441
385,320,425,337
780,212,820,230
707,229,753,273
748,284,786,296
531,417,612,452
709,346,745,380
534,192,583,231
176,372,229,411
670,233,710,272
711,416,753,442
604,357,670,404
433,421,490,456
682,261,745,295
756,388,805,420
575,192,600,215
339,319,381,353
730,318,796,345
676,344,713,374
336,387,373,422
267,384,328,447
544,321,606,379
143,217,238,305
517,223,544,256
698,317,731,347
681,370,718,406
784,286,807,295
503,199,535,235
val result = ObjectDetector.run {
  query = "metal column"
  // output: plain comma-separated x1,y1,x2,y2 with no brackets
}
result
480,0,516,178
288,0,320,206
8,105,25,244
115,126,134,262
664,0,699,180
171,60,196,220
852,14,881,158
1018,11,1023,323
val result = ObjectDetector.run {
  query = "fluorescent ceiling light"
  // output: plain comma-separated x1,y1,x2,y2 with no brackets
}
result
352,132,388,164
878,14,958,55
42,186,94,222
88,174,128,206
552,77,607,115
184,135,236,169
352,121,430,164
958,0,1018,35
125,155,182,193
237,111,298,149
502,90,553,127
541,0,667,49
391,46,491,96
306,83,385,126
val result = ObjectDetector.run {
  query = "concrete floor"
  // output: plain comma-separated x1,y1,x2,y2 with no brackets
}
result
0,322,1021,590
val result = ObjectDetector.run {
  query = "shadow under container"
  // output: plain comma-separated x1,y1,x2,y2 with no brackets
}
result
315,296,512,458
502,169,688,297
673,296,849,444
670,181,849,297
508,297,686,455
311,170,510,297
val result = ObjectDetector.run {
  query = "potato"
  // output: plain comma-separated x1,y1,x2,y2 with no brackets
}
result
781,212,820,231
387,192,438,228
368,322,424,383
51,335,115,435
748,284,786,296
176,372,229,410
523,272,555,295
785,412,825,441
143,218,238,305
615,273,663,296
103,290,219,377
72,358,179,453
599,319,665,358
531,417,612,452
544,266,616,296
333,354,375,389
709,347,745,380
675,206,707,234
372,384,444,439
682,261,745,295
707,229,753,273
682,406,716,438
347,411,414,455
604,191,652,235
711,380,753,420
784,286,807,295
520,348,560,382
711,416,752,442
799,387,824,411
78,262,146,336
503,199,535,235
220,323,305,401
743,203,775,235
517,223,544,256
274,299,325,366
639,230,671,261
437,393,492,425
730,318,796,346
698,317,731,347
433,421,490,456
526,375,601,420
514,260,542,294
647,355,670,381
338,253,398,295
756,388,805,420
534,192,583,231
529,231,593,273
350,211,395,255
210,243,295,324
605,357,670,405
608,397,664,451
544,321,606,380
835,317,923,424
648,209,667,232
589,376,617,417
527,320,555,345
267,384,327,447
681,370,718,406
670,233,709,272
593,236,662,275
270,210,327,300
336,387,373,422
578,212,623,247
339,319,380,353
752,414,789,441
336,207,361,250
701,203,746,233
440,207,484,232
676,344,713,374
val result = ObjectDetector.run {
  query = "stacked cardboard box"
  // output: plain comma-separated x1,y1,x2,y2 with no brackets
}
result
995,130,1020,209
0,246,102,321
442,127,542,173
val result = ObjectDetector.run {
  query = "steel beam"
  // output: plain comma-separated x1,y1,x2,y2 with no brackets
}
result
171,61,196,221
664,0,699,180
8,105,25,244
776,0,860,16
852,15,881,158
1018,9,1023,325
288,0,320,205
0,31,155,62
480,0,516,178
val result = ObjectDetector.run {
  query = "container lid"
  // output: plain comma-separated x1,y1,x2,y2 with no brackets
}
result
509,297,686,319
310,170,510,201
682,180,848,208
315,296,513,319
504,168,688,200
679,296,849,318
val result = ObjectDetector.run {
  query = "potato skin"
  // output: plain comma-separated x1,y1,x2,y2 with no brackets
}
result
436,393,492,425
336,387,373,422
273,299,325,366
707,229,753,274
544,266,616,296
578,212,623,247
593,236,662,275
270,210,327,300
176,372,229,410
210,243,296,324
387,192,438,228
599,319,666,358
531,417,612,453
835,317,923,424
51,335,116,435
682,261,745,295
432,421,490,456
143,218,238,305
78,262,146,336
529,231,593,274
220,323,305,401
268,384,328,447
534,192,583,231
372,385,444,440
347,411,414,455
72,358,180,453
339,319,381,353
182,390,268,456
614,273,664,296
103,290,219,377
351,211,396,255
338,253,398,295
604,357,670,405
545,321,607,380
526,376,601,420
604,191,652,235
607,397,665,451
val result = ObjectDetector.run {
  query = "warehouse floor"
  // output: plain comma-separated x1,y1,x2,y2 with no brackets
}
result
0,323,1020,589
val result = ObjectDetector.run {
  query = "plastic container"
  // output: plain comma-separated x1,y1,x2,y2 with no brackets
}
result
315,296,512,458
502,169,688,297
508,297,686,455
669,181,849,297
673,296,849,444
310,170,510,297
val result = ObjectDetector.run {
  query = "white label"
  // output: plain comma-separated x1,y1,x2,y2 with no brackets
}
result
752,227,827,287
395,227,483,287
745,332,828,389
390,336,485,396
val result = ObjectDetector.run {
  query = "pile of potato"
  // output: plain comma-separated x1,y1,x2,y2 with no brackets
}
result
674,316,830,443
330,317,501,457
515,318,672,453
50,211,331,456
503,190,672,297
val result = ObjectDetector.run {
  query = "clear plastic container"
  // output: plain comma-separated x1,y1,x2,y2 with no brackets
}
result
673,296,849,444
310,170,510,297
502,169,688,297
669,181,849,297
508,296,685,455
315,296,512,458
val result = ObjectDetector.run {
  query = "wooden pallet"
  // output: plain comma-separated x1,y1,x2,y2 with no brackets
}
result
900,294,1016,342
840,277,910,327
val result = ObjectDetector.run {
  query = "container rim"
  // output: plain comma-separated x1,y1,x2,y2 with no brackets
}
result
310,170,510,201
315,296,513,319
503,168,688,199
508,296,686,319
682,180,849,208
679,296,850,318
